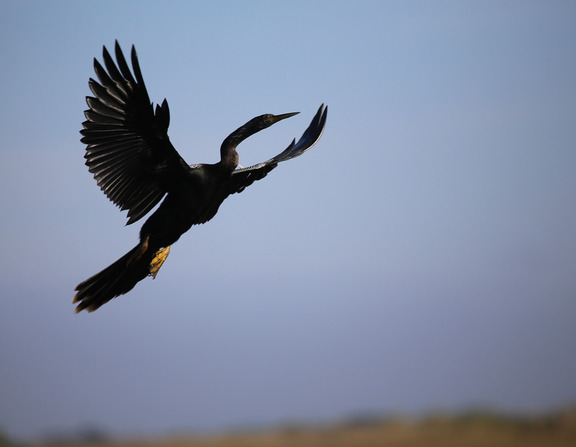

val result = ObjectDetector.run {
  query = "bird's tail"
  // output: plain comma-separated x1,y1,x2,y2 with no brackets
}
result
73,238,170,313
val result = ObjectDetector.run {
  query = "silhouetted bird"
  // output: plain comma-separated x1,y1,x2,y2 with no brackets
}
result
74,42,327,313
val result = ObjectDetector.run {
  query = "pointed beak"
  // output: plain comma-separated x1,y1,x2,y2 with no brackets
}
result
270,111,300,123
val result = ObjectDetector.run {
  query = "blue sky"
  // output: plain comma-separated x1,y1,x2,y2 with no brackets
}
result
1,0,576,441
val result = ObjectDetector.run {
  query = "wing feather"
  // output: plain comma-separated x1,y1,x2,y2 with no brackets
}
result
81,41,188,224
228,104,327,194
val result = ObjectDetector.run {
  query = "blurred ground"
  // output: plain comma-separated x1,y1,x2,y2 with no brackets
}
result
12,407,576,447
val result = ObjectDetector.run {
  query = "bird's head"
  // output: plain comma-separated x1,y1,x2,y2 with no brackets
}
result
256,111,300,129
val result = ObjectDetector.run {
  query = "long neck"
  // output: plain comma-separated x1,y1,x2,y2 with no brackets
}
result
219,141,239,172
220,118,265,171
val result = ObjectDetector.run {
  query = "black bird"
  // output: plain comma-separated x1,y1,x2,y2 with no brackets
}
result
73,42,327,313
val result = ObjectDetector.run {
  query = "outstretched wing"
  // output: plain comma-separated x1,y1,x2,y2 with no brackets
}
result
81,41,190,224
228,104,327,194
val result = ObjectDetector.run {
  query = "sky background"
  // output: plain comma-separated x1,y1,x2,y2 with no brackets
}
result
1,0,576,442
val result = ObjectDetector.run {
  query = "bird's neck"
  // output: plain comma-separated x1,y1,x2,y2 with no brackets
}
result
219,120,260,171
219,145,239,171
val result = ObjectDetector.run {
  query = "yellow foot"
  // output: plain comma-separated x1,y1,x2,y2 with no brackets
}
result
128,235,150,265
149,246,170,278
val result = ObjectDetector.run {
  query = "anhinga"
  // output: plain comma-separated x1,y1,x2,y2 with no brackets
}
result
73,42,327,313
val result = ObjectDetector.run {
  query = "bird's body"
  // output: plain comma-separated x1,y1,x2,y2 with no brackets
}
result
141,163,230,247
73,42,327,312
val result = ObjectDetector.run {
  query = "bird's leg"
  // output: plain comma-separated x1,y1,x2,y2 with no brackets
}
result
128,235,150,265
149,246,170,278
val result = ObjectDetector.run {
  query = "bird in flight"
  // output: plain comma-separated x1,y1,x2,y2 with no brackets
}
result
73,41,327,313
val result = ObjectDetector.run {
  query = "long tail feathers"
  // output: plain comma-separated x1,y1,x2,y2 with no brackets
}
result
73,241,170,313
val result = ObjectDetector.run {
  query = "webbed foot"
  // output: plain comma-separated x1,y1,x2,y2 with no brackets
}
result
149,246,170,278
